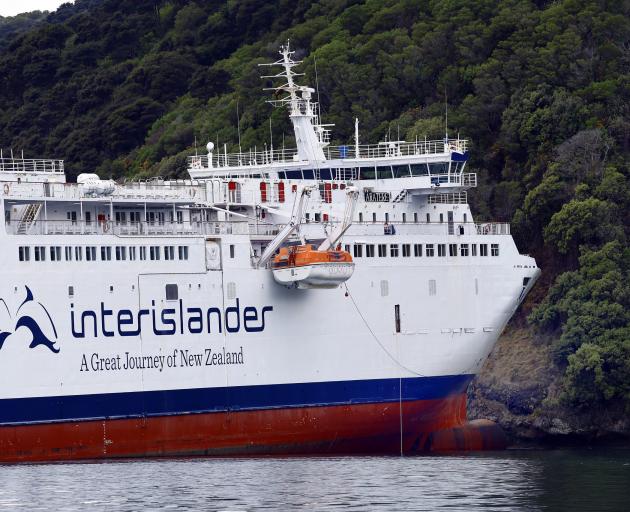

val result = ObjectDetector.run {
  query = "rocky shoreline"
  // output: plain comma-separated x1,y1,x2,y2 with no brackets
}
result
468,327,630,447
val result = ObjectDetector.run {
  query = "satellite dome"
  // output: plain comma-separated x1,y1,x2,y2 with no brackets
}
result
206,142,215,152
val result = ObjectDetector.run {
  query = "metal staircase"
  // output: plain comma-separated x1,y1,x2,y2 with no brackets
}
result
17,203,41,234
392,189,408,203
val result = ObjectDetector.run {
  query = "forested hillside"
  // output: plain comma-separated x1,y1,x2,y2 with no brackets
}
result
0,0,628,439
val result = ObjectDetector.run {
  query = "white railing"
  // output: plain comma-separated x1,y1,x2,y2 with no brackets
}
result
475,222,510,235
1,181,206,202
188,139,469,170
0,158,64,174
428,192,468,204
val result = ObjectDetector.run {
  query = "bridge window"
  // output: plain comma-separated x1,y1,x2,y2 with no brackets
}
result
426,244,435,257
359,167,376,180
460,244,469,256
378,244,387,257
393,164,410,178
18,246,30,261
366,244,375,257
377,166,393,179
319,168,332,180
414,244,422,257
491,244,500,256
480,244,488,256
302,169,314,180
449,243,457,257
402,244,411,257
390,244,399,257
410,164,428,176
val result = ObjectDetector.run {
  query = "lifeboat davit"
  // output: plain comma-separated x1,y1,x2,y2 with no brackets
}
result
271,244,354,289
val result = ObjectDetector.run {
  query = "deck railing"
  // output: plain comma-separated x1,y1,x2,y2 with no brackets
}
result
0,158,64,174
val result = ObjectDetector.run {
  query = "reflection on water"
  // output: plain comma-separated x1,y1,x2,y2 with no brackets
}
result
0,450,628,511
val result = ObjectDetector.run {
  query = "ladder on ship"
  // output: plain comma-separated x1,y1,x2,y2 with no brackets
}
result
392,190,408,203
17,203,41,234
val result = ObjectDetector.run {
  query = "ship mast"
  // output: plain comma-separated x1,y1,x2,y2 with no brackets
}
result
259,42,330,163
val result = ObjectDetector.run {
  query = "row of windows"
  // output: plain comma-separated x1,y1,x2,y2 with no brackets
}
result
277,162,464,181
346,243,500,259
18,245,189,262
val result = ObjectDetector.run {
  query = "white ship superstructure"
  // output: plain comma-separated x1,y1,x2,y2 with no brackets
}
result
0,44,539,461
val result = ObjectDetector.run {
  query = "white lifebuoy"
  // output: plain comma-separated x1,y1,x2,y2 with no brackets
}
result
3,184,9,195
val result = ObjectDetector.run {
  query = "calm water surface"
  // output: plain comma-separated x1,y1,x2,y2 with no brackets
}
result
1,450,629,511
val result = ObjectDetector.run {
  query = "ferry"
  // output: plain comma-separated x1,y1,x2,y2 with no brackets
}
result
0,44,539,461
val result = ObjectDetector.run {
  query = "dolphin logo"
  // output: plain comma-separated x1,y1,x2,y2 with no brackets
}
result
0,286,60,354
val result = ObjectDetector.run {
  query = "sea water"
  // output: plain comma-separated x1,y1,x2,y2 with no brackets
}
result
0,450,628,511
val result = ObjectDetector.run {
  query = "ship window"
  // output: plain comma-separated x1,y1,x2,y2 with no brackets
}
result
460,244,469,256
464,213,468,223
319,168,332,180
229,245,235,259
372,212,377,223
375,244,385,257
150,246,160,260
140,247,147,260
414,244,422,257
426,213,430,223
426,244,435,257
305,213,310,223
115,246,127,261
65,247,73,261
390,244,399,257
18,246,30,261
178,246,189,260
491,244,499,256
438,244,446,257
101,246,111,261
402,244,411,257
402,213,407,223
393,164,410,178
35,246,45,261
285,170,302,179
395,304,401,333
68,286,74,298
302,169,315,180
278,171,286,179
129,247,136,261
344,244,351,254
164,246,175,260
380,280,389,297
429,163,448,174
50,246,61,261
449,243,457,257
353,244,363,258
75,247,83,261
472,244,477,256
366,244,375,257
480,244,488,257
385,212,389,223
314,213,321,222
86,246,96,261
377,166,393,179
429,279,437,296
165,284,178,301
410,164,428,176
414,212,418,223
475,278,479,295
439,213,444,223
359,167,376,180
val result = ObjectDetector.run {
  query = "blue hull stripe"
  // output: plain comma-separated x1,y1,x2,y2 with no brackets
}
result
0,375,473,426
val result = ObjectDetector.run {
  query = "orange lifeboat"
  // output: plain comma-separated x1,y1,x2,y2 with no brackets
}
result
271,244,354,289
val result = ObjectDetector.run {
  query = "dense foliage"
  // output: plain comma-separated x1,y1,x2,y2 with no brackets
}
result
0,0,628,415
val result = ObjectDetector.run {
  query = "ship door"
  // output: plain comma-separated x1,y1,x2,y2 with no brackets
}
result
205,240,222,270
447,211,454,235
